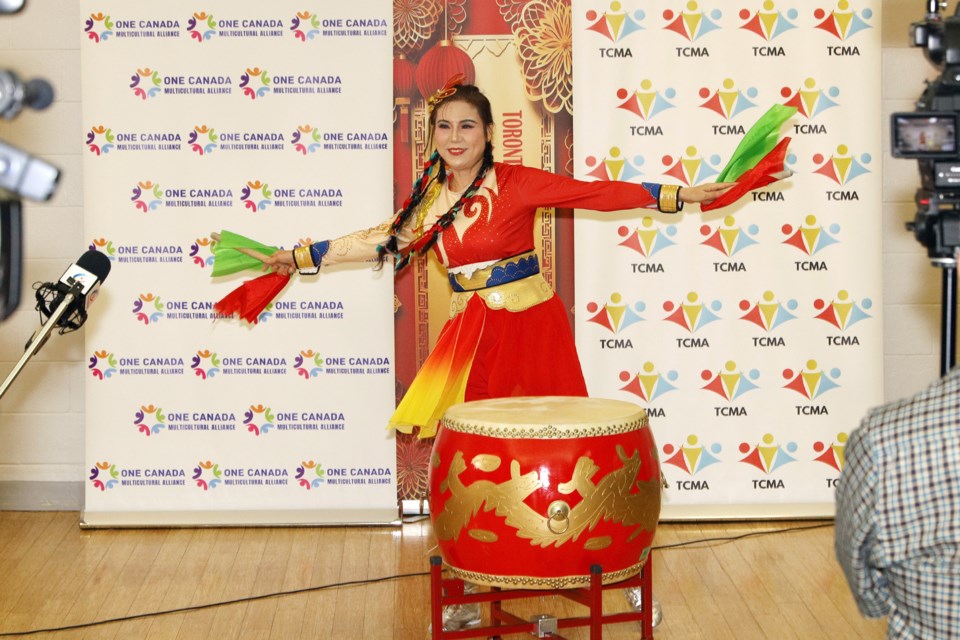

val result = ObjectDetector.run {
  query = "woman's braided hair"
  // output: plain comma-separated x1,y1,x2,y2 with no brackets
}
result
376,82,495,273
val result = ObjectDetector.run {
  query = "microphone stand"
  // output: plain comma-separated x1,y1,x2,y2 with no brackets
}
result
0,283,80,400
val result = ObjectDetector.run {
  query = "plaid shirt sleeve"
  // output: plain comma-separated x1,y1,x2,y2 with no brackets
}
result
835,370,960,639
835,423,890,618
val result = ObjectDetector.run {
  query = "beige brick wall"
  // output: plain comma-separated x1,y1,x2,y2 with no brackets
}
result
0,1,948,506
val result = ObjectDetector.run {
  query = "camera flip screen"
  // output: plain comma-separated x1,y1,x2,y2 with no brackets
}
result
892,112,959,158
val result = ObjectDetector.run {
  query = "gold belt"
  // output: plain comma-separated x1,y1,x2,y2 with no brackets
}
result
447,251,540,292
449,272,553,317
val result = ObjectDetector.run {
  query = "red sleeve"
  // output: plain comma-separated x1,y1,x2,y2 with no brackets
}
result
503,163,659,212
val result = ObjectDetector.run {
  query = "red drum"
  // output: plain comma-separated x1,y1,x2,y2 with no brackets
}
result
429,396,661,589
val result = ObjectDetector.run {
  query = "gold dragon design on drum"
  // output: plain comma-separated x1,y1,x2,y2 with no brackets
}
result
433,444,660,548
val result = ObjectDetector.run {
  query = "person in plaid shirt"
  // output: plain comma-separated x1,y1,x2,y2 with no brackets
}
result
835,368,960,639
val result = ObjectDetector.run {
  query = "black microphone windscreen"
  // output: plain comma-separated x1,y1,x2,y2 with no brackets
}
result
76,249,111,283
23,78,54,111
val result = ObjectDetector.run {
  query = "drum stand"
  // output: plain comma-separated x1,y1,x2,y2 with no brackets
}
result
429,556,655,639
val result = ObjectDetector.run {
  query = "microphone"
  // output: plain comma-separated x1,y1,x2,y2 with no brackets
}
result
28,250,111,350
0,70,54,120
2,250,110,399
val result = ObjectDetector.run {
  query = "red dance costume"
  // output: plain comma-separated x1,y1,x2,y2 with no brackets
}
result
319,163,662,437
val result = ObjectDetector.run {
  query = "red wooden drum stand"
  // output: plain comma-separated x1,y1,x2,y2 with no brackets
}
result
428,555,655,639
428,396,661,638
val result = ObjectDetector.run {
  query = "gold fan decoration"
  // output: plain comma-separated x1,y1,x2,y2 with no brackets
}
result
512,0,573,115
393,0,444,55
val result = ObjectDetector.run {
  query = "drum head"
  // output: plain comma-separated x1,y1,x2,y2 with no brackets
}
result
441,395,647,439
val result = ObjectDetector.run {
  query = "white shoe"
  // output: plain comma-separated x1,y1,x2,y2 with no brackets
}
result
624,586,663,628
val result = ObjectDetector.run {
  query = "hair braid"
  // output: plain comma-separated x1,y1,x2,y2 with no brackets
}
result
375,150,442,269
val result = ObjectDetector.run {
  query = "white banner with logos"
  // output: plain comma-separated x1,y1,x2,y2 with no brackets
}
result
80,1,397,526
573,1,882,518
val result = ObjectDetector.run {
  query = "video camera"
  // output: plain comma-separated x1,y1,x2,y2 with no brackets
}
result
893,1,960,263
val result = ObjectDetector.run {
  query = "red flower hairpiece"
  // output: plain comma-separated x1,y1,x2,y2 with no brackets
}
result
427,73,466,108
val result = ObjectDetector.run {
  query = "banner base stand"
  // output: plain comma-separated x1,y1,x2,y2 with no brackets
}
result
80,507,400,529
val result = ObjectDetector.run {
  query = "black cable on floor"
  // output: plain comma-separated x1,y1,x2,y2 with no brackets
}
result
0,521,835,636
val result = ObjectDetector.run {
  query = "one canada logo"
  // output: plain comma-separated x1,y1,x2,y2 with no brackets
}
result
242,68,343,97
618,362,678,402
271,296,346,320
86,124,182,154
291,125,322,154
136,404,237,435
84,13,180,42
86,239,185,265
135,404,165,436
298,13,389,39
193,460,221,490
193,460,290,489
244,404,347,436
296,460,326,489
662,435,722,476
132,293,164,325
186,12,215,41
133,179,232,209
782,215,840,255
133,70,232,97
616,217,678,258
584,2,646,42
739,290,799,332
90,460,186,488
190,124,286,154
240,67,271,99
191,349,289,379
240,179,344,211
130,68,161,100
186,12,286,40
738,2,798,41
89,238,116,261
134,292,225,323
292,349,391,378
699,215,759,256
89,461,119,490
131,181,163,211
190,237,216,269
291,12,321,41
89,351,186,379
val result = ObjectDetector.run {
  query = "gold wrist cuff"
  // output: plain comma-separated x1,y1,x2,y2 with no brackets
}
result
293,245,315,272
658,184,682,214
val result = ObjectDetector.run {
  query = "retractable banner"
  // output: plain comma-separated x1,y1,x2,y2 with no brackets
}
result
573,1,882,518
80,1,397,526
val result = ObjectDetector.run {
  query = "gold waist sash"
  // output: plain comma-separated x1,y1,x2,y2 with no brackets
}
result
448,272,553,317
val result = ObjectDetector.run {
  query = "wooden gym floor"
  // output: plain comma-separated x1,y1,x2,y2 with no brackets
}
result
0,512,885,639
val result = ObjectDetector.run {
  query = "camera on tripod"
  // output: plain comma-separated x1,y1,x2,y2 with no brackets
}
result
893,1,960,263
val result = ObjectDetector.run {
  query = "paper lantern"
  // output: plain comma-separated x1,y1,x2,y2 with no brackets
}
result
415,39,475,100
394,54,417,143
